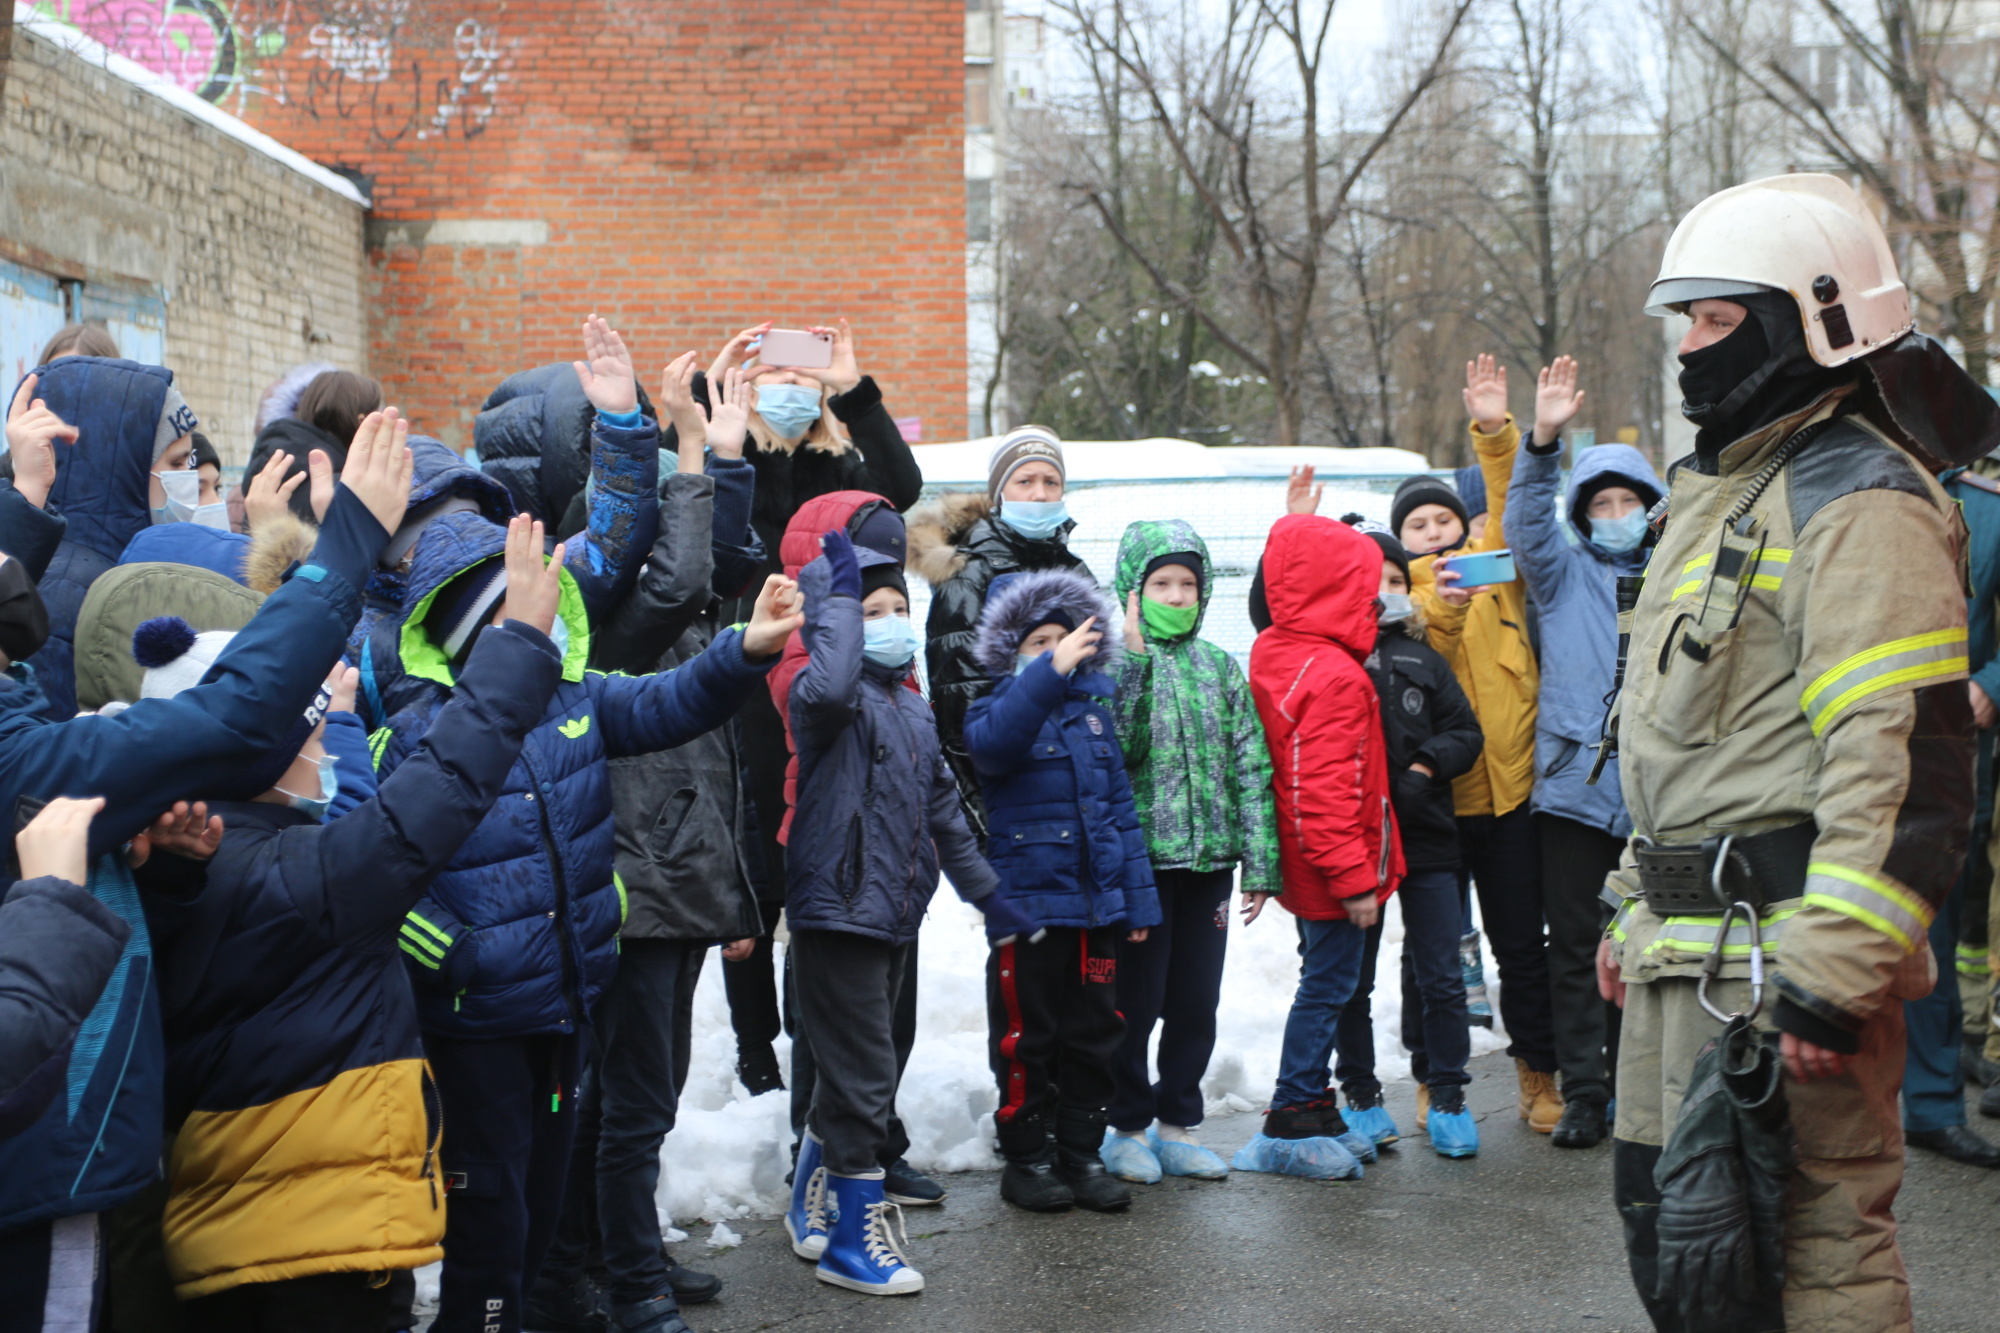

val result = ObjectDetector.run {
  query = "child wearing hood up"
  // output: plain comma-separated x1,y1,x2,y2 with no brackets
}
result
778,529,1017,1298
1504,355,1661,1150
964,569,1160,1215
1099,520,1278,1186
1238,515,1402,1180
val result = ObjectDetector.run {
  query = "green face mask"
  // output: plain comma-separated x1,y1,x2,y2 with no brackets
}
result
1140,596,1200,640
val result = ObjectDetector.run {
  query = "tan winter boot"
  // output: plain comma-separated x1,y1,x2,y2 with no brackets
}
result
1415,1083,1431,1132
1515,1059,1563,1134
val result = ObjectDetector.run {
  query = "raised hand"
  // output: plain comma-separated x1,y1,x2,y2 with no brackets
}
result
339,408,414,534
500,514,566,637
820,529,862,600
16,795,102,885
1123,590,1146,655
1532,355,1586,446
1051,616,1103,675
573,314,639,416
327,665,360,716
708,322,773,386
1286,463,1323,516
799,319,861,395
741,573,805,661
1462,354,1509,433
658,352,709,474
308,448,337,521
128,800,224,870
6,374,76,511
706,367,753,459
243,450,306,532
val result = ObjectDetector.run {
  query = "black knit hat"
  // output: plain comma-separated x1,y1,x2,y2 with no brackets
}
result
860,560,909,603
1342,515,1410,584
1141,552,1203,591
1390,474,1470,543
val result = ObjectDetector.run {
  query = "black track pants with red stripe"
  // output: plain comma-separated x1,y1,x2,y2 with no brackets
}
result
987,926,1125,1155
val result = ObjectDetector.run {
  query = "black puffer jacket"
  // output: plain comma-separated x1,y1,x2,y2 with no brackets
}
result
1368,623,1483,872
588,466,765,942
910,492,1089,831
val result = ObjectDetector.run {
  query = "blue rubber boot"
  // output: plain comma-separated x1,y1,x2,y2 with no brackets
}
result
785,1128,828,1260
1428,1090,1479,1159
1100,1129,1163,1183
815,1170,924,1296
1344,1103,1402,1147
1148,1126,1229,1179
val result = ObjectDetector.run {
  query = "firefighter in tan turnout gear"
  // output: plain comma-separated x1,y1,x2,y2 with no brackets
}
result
1598,174,1988,1333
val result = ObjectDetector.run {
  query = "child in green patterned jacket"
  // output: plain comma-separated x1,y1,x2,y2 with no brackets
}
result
1099,519,1280,1183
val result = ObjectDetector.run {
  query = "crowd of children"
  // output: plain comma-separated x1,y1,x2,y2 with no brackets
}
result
13,315,1993,1333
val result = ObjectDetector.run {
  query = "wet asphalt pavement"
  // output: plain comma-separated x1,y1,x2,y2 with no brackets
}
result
680,1052,2000,1333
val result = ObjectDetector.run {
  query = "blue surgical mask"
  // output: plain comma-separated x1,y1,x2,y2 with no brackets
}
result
999,499,1070,540
278,753,339,822
548,613,571,659
862,614,921,670
1015,652,1042,676
1377,592,1414,625
151,467,201,525
1590,507,1648,554
756,384,824,439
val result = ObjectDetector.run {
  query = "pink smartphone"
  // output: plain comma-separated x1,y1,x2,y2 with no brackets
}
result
756,328,834,369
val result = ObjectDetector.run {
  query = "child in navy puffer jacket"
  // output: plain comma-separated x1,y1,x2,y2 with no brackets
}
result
373,505,803,1333
965,568,1160,1217
780,530,1013,1298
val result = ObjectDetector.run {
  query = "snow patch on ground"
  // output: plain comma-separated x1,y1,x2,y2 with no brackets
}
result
655,879,1509,1226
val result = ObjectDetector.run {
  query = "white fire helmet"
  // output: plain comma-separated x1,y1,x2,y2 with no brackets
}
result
1646,173,1912,369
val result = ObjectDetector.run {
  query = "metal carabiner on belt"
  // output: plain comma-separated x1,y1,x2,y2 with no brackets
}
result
1697,898,1766,1024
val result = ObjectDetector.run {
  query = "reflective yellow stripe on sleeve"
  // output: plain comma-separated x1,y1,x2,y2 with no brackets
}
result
1801,863,1934,953
1799,628,1967,736
1645,907,1799,956
1957,941,1991,978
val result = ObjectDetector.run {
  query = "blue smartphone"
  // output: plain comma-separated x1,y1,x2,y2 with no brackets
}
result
1440,549,1516,589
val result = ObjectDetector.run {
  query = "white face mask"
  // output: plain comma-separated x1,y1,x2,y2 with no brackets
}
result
151,467,201,526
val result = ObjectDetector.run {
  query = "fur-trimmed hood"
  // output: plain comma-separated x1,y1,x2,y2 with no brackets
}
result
973,567,1120,679
243,512,320,596
907,491,991,586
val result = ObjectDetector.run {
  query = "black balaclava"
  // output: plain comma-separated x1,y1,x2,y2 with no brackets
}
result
1679,289,1851,463
0,557,50,664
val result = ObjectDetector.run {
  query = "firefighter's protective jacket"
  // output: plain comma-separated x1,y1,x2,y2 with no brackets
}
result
1608,387,1974,1052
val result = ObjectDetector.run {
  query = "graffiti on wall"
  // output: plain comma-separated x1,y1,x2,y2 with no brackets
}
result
26,1,511,142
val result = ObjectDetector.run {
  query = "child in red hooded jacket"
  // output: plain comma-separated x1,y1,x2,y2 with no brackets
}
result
1244,514,1404,1174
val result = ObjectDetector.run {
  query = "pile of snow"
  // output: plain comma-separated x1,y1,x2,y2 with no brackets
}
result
654,883,1509,1225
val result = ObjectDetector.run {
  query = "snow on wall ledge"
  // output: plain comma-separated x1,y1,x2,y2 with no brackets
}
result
656,885,1510,1225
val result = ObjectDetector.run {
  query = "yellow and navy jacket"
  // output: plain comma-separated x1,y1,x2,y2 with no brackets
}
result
373,511,775,1041
139,620,563,1298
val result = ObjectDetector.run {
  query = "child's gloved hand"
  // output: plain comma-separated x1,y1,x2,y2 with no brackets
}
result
821,528,862,599
976,886,1038,944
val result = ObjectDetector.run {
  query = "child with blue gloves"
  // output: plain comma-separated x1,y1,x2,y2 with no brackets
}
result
965,569,1161,1215
781,529,1021,1297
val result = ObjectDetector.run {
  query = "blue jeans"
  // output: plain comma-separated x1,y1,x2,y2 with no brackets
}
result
1333,869,1472,1093
1272,915,1369,1109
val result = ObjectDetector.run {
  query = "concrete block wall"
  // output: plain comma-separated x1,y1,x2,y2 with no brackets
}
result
0,21,369,466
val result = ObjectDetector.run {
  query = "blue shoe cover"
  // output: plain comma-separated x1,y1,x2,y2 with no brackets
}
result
1429,1108,1479,1158
1335,1128,1377,1164
1345,1104,1402,1147
1230,1132,1363,1180
1147,1129,1229,1180
1099,1130,1163,1183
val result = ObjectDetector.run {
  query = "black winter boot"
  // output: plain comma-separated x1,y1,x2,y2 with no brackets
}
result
1054,1108,1132,1212
1551,1097,1609,1149
997,1117,1073,1212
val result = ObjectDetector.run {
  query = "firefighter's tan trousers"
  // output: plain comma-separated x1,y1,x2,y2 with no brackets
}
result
1615,976,1911,1333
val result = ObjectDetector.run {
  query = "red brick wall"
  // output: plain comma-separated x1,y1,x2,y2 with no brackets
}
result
219,0,967,450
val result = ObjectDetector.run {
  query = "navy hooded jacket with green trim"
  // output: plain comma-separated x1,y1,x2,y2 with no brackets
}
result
0,485,390,1232
375,511,774,1039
